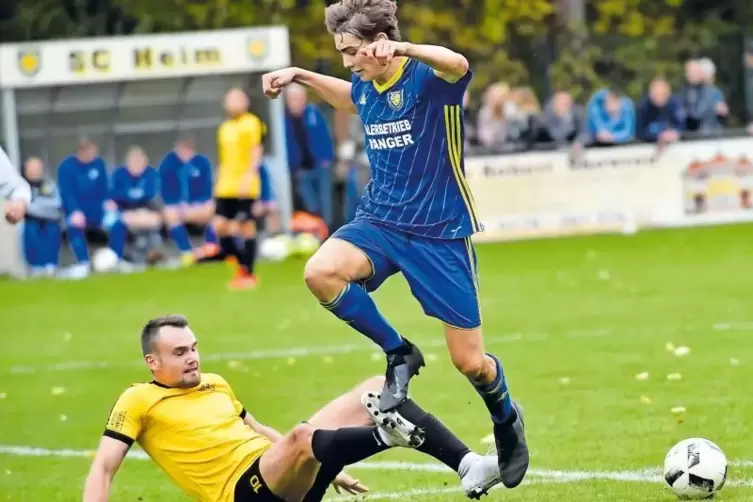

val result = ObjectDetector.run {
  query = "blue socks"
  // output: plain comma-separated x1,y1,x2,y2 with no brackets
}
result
322,283,404,352
108,220,127,258
67,227,90,263
204,225,218,245
472,353,513,425
169,224,193,253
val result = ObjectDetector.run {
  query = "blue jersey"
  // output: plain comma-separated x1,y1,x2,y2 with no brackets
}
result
159,152,213,205
110,166,159,210
351,58,479,239
57,155,109,217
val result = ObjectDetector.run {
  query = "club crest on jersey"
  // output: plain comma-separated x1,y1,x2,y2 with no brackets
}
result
387,89,404,110
359,93,367,105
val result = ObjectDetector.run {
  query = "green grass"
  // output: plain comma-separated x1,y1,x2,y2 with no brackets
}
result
1,224,753,501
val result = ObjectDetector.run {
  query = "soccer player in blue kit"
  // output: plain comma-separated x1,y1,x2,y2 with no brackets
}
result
262,0,529,489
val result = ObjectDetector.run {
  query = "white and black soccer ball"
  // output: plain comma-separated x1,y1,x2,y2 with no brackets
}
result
664,438,727,499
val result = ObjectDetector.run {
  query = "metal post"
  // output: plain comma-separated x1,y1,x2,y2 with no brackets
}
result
267,94,292,232
1,88,21,170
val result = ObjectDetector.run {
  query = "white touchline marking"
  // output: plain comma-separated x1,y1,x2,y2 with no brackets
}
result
7,320,753,375
1,444,752,491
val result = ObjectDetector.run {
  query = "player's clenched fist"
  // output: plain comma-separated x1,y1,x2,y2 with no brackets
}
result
359,40,409,66
262,68,298,99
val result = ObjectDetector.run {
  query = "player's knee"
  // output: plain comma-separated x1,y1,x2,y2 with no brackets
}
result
289,423,315,460
303,255,340,295
163,208,181,227
451,351,486,380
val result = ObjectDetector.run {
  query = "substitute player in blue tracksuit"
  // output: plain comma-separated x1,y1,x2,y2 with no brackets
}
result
57,138,127,277
22,157,61,277
261,0,528,492
110,147,162,264
160,136,218,262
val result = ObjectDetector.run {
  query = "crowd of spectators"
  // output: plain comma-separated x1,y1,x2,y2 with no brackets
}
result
463,58,735,154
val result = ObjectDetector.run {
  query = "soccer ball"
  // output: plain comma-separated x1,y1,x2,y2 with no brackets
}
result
664,438,727,499
292,232,321,257
92,247,119,273
259,235,292,262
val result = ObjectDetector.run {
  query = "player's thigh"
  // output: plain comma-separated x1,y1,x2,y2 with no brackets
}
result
122,209,160,230
256,425,320,501
185,200,215,225
162,205,183,227
401,235,481,330
307,220,400,291
306,375,384,429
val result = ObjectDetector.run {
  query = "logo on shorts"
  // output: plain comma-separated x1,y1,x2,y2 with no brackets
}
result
387,89,404,110
249,474,263,493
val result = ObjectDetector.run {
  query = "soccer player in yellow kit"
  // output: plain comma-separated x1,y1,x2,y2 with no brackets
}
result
214,88,265,290
83,315,503,501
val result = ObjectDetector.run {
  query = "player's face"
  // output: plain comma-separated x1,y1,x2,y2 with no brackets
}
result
335,32,385,81
285,87,307,116
24,159,44,181
77,143,97,163
224,90,249,118
147,326,201,388
126,150,147,175
175,142,194,162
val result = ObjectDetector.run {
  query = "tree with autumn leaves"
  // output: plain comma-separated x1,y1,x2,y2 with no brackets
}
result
0,0,751,122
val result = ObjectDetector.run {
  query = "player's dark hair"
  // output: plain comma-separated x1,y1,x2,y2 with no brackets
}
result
325,0,401,42
141,315,189,356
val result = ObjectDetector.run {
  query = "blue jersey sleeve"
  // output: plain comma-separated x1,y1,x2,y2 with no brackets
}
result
56,159,80,215
413,61,472,102
109,167,130,205
193,155,214,203
144,167,159,202
159,153,183,205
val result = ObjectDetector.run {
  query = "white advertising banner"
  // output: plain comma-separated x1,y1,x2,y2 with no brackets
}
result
0,27,290,89
465,138,753,243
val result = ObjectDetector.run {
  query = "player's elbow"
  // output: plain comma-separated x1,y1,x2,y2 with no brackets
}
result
454,55,469,77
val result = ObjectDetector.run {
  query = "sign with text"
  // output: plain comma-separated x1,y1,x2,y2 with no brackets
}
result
0,27,290,88
464,139,753,242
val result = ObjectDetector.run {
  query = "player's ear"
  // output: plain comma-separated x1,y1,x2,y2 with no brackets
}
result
144,353,159,371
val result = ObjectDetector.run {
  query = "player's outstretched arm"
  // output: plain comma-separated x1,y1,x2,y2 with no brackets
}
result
243,411,284,442
82,436,129,502
262,68,356,113
365,41,469,83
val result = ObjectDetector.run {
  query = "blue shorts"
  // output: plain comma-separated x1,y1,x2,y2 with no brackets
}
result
332,219,481,329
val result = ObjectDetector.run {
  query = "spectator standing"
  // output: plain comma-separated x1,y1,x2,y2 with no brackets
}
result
679,59,727,137
587,88,636,145
284,83,335,227
22,156,61,277
636,79,684,144
534,91,589,148
477,83,526,150
110,146,162,265
57,137,128,279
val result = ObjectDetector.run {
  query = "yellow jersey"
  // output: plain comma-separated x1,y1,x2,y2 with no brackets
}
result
215,113,266,199
104,373,271,502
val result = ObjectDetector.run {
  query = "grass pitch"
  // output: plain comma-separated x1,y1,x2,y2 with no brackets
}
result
1,223,752,501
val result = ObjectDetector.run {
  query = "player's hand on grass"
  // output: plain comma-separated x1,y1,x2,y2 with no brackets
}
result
262,68,297,99
360,40,409,66
332,471,368,495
